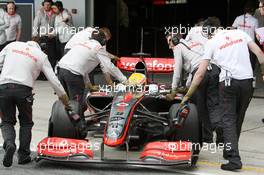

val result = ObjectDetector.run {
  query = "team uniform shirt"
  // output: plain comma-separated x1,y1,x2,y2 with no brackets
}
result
232,14,258,40
184,27,210,87
203,30,253,82
32,8,56,37
185,26,208,53
54,9,73,43
0,42,66,97
6,13,22,41
64,27,96,50
0,9,10,45
58,39,127,83
171,39,202,89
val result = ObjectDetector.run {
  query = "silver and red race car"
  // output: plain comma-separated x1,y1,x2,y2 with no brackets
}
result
36,56,201,168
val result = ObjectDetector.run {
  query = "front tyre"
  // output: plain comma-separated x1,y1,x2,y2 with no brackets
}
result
168,103,202,166
48,100,86,139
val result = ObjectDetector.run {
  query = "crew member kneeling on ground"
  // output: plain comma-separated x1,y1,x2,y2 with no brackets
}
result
57,29,127,111
0,41,70,167
180,18,264,171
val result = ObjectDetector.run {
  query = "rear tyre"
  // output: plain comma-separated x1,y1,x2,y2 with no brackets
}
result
48,100,86,139
168,103,202,166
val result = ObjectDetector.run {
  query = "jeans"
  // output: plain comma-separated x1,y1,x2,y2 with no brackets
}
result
0,83,33,158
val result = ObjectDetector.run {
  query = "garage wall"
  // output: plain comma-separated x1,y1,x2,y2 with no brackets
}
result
34,0,86,28
0,0,34,41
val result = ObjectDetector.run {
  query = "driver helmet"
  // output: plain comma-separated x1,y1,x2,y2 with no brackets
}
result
128,73,146,86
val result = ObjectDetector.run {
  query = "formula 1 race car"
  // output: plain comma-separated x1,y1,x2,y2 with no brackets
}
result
36,56,201,167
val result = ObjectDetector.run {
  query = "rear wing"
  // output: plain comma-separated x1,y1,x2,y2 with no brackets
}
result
117,57,175,73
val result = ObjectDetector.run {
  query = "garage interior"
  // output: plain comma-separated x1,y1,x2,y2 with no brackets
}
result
94,0,259,57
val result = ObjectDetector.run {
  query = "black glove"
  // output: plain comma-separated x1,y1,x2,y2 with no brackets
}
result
67,109,81,122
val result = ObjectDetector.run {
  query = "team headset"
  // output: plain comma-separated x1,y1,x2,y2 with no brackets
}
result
4,1,17,12
171,33,180,46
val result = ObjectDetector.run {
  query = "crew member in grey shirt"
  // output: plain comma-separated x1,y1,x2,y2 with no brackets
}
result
165,32,221,144
0,8,9,51
5,2,22,44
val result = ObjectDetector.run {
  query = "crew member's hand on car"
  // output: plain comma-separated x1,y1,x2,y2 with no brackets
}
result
179,84,198,107
166,89,178,101
111,56,120,63
104,73,114,86
180,95,189,107
59,94,71,110
109,53,120,63
85,83,100,92
122,80,130,86
177,87,189,94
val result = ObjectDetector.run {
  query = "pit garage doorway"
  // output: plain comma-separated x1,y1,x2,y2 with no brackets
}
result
94,0,259,57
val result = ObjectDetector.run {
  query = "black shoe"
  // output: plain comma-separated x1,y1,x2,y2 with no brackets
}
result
18,156,31,165
3,145,16,167
221,162,242,171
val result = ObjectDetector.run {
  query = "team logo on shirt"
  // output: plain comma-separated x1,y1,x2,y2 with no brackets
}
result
219,38,243,50
189,41,202,49
78,43,92,50
12,49,38,62
238,24,252,29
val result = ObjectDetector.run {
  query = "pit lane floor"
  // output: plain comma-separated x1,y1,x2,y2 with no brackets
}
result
0,80,264,175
